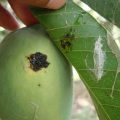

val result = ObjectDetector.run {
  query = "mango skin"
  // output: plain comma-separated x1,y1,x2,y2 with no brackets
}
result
0,25,73,120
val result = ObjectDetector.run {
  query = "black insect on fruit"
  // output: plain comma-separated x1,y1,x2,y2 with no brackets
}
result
28,52,50,71
60,28,75,52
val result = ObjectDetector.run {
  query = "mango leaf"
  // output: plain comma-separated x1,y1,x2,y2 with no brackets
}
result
31,0,120,120
80,0,120,28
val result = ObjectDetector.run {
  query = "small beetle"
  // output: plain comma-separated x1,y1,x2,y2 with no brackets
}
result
60,28,75,52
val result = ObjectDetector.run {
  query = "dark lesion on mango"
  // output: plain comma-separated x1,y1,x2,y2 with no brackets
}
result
28,52,50,72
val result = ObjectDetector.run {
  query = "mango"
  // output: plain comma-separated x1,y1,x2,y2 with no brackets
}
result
0,25,73,120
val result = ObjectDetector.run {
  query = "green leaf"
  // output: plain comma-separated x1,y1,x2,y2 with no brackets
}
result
31,0,120,120
80,0,120,28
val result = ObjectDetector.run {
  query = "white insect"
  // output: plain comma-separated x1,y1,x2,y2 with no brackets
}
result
73,0,120,97
93,36,106,81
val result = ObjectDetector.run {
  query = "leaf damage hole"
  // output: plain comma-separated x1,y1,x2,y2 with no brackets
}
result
28,52,50,72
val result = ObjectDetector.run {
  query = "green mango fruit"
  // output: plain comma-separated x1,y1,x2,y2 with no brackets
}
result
0,25,73,120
